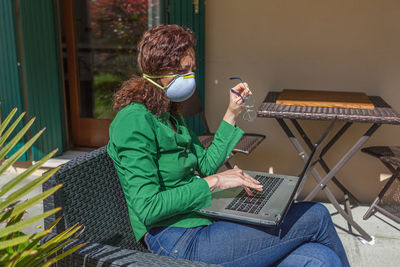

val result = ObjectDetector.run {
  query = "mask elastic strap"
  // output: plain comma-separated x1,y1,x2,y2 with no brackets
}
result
143,73,177,79
143,76,165,90
143,73,178,91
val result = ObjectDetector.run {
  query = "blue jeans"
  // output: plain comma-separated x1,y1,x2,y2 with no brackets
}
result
144,202,350,267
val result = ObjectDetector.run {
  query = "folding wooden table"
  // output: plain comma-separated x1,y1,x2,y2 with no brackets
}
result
258,91,400,242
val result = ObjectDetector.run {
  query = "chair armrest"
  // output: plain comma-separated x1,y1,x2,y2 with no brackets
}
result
43,234,221,267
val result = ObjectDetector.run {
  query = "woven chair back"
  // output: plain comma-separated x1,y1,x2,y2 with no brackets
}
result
43,146,148,252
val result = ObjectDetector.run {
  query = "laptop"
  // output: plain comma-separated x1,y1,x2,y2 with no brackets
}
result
197,120,336,227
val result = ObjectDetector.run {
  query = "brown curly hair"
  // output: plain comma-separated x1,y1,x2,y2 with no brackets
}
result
113,24,196,117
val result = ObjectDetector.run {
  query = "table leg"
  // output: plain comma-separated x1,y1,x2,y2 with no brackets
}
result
305,123,381,201
344,193,353,234
290,120,360,204
275,118,374,241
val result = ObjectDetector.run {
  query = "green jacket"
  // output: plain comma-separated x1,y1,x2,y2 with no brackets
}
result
107,102,244,240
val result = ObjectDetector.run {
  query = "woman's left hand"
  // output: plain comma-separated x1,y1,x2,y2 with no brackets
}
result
224,82,252,125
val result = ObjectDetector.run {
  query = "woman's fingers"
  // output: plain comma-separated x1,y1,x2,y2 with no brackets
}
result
235,98,244,105
232,92,245,104
244,186,253,196
243,172,261,184
241,177,263,192
232,83,252,104
215,169,262,193
232,83,245,93
234,167,260,185
243,88,252,99
242,84,251,98
226,166,262,192
241,172,257,185
240,173,263,191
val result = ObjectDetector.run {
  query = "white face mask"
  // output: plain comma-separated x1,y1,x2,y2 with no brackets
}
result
143,72,196,102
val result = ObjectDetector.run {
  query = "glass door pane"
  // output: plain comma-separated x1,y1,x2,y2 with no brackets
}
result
73,0,160,120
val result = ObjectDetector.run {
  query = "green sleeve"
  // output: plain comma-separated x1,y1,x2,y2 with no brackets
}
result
188,120,244,177
113,111,211,226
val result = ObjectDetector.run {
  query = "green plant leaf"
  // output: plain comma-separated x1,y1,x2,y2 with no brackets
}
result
45,216,62,232
0,167,61,218
0,233,35,250
0,112,26,148
0,253,13,266
0,109,84,266
8,249,38,267
18,230,49,253
32,225,82,258
1,230,25,255
0,149,58,198
6,212,24,227
0,207,61,239
2,214,25,258
0,108,17,138
34,224,82,253
43,226,85,259
0,183,62,223
20,225,83,267
7,230,50,265
41,242,87,267
0,127,44,175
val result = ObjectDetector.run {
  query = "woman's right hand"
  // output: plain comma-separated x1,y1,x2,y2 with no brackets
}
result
204,165,263,196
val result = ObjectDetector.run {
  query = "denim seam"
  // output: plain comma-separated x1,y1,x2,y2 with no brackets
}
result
144,235,152,252
155,239,169,255
221,234,314,265
174,229,195,253
173,229,192,252
155,246,163,256
148,226,172,249
155,228,195,257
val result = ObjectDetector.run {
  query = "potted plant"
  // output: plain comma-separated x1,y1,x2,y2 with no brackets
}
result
0,108,84,266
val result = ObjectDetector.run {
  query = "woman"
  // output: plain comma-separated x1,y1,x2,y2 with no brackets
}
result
107,24,350,267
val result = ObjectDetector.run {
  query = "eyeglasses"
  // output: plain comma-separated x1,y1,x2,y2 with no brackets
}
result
229,77,257,122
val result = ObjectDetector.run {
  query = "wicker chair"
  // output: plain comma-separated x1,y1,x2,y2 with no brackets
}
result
43,146,220,266
182,92,266,169
361,146,400,223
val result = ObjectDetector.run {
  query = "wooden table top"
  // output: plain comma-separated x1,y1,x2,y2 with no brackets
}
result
276,89,375,110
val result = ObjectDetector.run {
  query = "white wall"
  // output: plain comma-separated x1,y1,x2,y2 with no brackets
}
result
205,0,400,203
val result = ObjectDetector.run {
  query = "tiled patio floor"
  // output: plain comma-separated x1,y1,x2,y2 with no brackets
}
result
324,203,400,267
1,171,399,266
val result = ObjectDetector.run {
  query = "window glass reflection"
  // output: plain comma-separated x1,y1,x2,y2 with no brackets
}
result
74,0,160,119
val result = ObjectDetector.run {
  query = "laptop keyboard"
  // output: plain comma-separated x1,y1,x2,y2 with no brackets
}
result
225,175,284,214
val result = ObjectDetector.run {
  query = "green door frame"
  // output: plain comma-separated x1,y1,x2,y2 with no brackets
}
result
0,0,67,161
0,0,29,161
19,0,67,161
